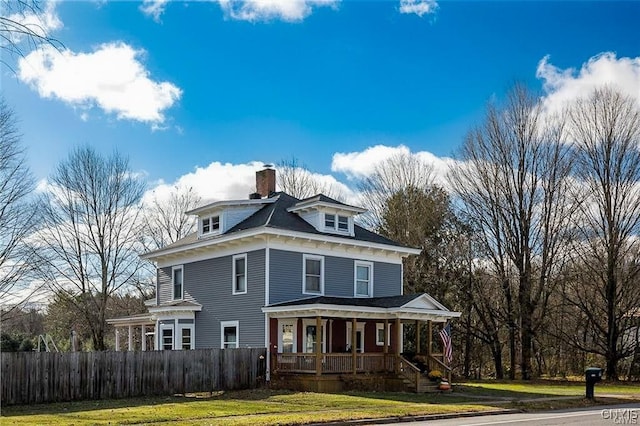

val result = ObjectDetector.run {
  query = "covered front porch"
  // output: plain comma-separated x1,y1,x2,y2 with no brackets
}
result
263,294,460,392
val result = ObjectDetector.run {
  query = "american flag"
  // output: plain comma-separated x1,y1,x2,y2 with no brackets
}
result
439,323,453,364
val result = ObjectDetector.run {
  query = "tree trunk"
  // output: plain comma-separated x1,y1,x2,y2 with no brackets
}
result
519,271,533,380
492,336,504,379
463,308,473,378
606,259,619,380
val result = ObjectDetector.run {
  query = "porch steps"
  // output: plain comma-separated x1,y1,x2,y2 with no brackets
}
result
401,376,443,393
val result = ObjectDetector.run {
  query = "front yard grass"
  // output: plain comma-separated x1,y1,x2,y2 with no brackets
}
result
0,390,502,425
2,381,640,425
457,380,640,399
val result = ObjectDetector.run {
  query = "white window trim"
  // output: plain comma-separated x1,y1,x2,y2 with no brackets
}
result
337,214,349,232
301,318,327,353
178,323,195,350
160,323,174,350
324,213,336,229
303,254,324,295
346,321,365,352
232,253,248,295
376,323,391,346
277,318,297,353
323,212,352,235
172,265,184,301
354,260,374,298
200,214,223,237
220,320,239,349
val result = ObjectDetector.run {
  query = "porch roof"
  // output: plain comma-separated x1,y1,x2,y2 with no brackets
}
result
106,313,155,327
262,293,461,322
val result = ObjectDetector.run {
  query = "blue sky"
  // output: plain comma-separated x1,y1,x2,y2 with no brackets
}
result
3,0,640,202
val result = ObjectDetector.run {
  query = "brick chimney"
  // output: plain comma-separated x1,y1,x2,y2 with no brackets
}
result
255,166,276,198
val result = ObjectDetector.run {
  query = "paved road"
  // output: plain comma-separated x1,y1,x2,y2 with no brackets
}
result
386,403,640,426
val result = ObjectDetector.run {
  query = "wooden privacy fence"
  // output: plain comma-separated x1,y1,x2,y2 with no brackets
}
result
1,348,267,406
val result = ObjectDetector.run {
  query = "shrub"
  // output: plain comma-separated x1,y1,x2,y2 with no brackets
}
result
427,370,443,381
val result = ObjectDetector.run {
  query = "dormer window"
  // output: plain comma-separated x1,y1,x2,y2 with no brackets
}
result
337,215,349,231
201,215,220,236
287,195,365,236
324,213,350,233
325,214,335,229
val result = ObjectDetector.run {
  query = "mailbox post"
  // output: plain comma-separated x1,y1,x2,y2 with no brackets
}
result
585,367,603,399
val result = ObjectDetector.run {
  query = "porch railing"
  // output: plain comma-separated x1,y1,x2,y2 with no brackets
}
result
426,353,452,383
273,353,396,374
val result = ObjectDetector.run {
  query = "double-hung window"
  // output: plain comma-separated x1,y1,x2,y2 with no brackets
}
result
337,215,349,231
303,254,324,295
232,254,247,294
172,266,183,300
324,213,350,233
376,323,390,346
201,215,220,235
221,321,239,349
324,214,335,229
354,261,373,297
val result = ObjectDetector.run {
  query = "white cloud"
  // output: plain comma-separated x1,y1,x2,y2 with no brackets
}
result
4,1,62,43
144,162,266,207
217,0,338,22
18,42,182,126
144,160,359,209
537,52,640,115
331,144,455,187
140,0,169,22
399,0,438,17
332,145,409,179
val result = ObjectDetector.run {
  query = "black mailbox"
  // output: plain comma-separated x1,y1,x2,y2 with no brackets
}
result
585,367,603,399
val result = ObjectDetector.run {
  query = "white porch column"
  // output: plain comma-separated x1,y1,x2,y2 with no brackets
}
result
115,329,120,351
141,325,146,351
128,325,133,351
155,322,159,350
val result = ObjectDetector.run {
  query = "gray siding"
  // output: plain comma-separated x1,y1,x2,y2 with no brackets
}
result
184,249,266,349
158,267,171,304
373,262,402,297
269,249,402,304
158,265,197,305
223,205,262,232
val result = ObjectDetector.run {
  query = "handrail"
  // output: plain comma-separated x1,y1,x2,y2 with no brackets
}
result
398,355,421,390
428,355,451,382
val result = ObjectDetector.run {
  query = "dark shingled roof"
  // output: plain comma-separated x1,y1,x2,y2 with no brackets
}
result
225,192,407,247
296,194,352,207
148,192,414,255
267,294,423,309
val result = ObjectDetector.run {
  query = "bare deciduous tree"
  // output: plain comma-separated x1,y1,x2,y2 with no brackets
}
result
141,185,201,252
565,87,640,380
450,84,574,379
0,0,62,70
277,157,346,201
33,147,146,351
358,152,434,230
0,98,36,321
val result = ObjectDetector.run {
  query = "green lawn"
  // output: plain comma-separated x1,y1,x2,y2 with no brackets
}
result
458,380,640,399
1,390,495,425
2,382,639,425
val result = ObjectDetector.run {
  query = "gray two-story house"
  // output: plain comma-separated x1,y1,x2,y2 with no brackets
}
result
109,167,460,391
